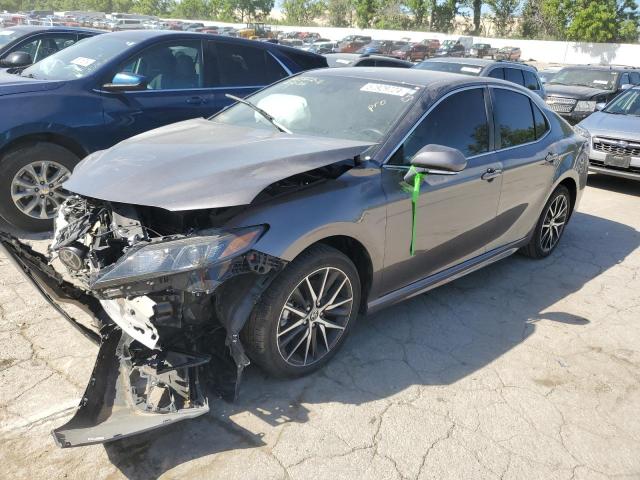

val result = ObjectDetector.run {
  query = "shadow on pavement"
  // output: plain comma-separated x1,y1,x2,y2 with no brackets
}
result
587,173,639,196
96,211,636,478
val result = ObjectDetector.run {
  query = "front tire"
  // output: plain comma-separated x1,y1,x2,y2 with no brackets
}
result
521,185,571,259
0,142,78,232
243,244,361,378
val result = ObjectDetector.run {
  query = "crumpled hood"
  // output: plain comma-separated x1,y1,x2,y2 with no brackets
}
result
64,118,375,211
578,111,640,138
0,70,65,96
545,84,610,100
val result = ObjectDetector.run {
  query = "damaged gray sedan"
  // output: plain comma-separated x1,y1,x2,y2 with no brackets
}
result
0,68,588,447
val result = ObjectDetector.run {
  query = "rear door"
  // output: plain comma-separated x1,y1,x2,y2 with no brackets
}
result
487,86,556,250
101,39,214,144
381,87,503,293
207,39,289,112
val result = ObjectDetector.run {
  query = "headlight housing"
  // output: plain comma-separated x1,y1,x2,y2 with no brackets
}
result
574,101,597,112
92,226,265,288
573,124,591,140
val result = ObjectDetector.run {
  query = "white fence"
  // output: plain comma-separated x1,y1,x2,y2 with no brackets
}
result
174,18,640,66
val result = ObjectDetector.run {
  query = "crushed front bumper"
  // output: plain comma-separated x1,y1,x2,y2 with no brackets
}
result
0,233,210,447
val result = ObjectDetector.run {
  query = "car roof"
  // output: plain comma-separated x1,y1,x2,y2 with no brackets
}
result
310,66,516,89
559,65,639,72
1,25,102,35
419,57,535,71
99,30,324,58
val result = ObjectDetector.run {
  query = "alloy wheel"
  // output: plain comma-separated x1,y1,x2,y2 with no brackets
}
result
276,267,354,367
540,193,568,253
11,161,71,220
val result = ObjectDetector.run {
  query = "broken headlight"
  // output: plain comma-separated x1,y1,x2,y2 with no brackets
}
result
92,226,264,288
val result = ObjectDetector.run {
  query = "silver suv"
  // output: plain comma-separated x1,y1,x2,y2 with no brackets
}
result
576,86,640,181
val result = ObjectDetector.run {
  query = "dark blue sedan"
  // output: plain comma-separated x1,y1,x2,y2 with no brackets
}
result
0,30,327,231
0,25,102,69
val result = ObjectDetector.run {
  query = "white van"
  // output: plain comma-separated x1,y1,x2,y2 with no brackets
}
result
112,19,144,31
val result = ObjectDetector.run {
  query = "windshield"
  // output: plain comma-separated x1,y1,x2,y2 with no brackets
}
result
549,68,619,90
0,29,22,49
413,61,482,76
21,35,135,80
604,89,640,115
213,74,421,143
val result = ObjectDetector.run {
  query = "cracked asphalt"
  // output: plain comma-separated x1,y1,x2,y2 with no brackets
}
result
1,174,639,480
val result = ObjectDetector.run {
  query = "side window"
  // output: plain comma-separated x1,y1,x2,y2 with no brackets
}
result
504,68,524,86
215,42,287,87
629,72,640,84
492,88,536,148
12,34,75,62
395,88,490,164
488,68,504,80
532,101,549,140
119,40,203,90
356,58,376,67
620,73,630,85
523,70,540,91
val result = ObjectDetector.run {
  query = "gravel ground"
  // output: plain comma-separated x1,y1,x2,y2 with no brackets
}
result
1,174,639,480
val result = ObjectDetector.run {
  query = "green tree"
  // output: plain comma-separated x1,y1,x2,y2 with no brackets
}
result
563,0,638,42
354,0,376,28
429,0,460,32
174,0,210,18
486,0,519,36
375,0,412,29
406,0,428,27
472,0,482,34
326,0,354,26
281,0,325,24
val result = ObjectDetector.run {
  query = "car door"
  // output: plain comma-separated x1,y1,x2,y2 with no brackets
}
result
101,39,214,144
486,86,555,250
207,39,289,112
380,87,503,293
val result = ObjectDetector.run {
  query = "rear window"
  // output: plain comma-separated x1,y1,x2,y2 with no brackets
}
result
214,41,288,86
504,68,524,86
523,70,540,91
282,48,328,70
493,88,540,148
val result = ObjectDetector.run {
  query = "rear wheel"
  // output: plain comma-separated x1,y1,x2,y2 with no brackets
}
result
0,142,78,232
243,244,361,377
521,185,571,259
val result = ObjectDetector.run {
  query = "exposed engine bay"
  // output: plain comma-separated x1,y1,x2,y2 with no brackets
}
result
1,194,290,448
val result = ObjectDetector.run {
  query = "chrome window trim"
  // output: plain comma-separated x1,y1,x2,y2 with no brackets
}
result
382,83,552,167
95,85,264,94
267,50,292,76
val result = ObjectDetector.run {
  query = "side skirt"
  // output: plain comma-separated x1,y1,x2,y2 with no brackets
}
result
367,238,528,314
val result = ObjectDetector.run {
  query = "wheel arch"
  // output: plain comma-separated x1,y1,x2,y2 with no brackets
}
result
0,133,88,162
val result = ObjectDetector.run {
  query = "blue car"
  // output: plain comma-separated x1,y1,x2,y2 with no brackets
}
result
0,30,327,231
0,25,102,70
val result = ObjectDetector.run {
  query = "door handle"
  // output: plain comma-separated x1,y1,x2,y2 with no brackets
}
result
545,152,559,164
186,96,207,105
481,168,502,181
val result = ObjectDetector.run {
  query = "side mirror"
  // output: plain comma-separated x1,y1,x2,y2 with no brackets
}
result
595,102,606,111
0,51,33,68
404,145,467,182
102,72,148,92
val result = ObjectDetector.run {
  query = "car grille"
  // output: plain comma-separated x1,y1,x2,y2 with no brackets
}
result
593,137,640,157
546,96,576,113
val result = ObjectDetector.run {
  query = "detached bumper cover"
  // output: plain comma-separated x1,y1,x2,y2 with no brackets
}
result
0,233,209,447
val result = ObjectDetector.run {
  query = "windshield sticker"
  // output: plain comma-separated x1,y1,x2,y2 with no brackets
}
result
460,66,482,74
70,57,96,67
593,80,609,85
0,30,15,35
336,58,352,64
368,99,387,112
361,83,416,96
